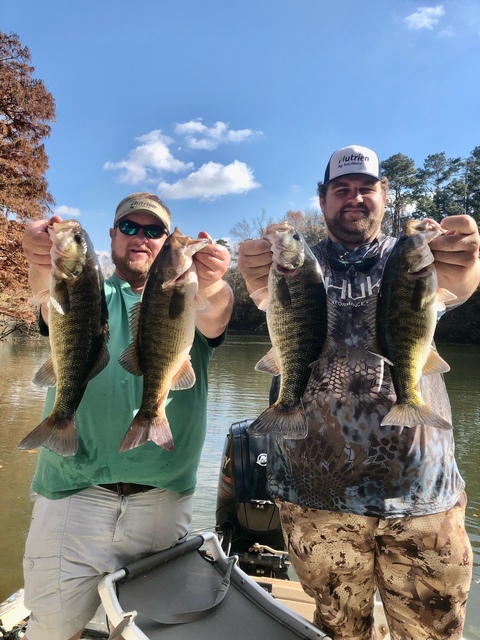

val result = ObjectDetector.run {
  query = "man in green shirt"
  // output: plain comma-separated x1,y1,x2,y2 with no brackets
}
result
20,192,233,640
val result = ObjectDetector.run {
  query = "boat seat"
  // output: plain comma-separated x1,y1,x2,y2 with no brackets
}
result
99,533,329,640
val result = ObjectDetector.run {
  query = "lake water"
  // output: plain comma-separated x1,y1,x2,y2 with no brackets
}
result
0,334,479,637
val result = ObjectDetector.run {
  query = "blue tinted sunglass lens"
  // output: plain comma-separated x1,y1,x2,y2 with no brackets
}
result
118,220,165,239
119,220,140,235
144,227,163,239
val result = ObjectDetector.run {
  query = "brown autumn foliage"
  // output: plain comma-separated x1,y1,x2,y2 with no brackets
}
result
0,217,36,331
0,31,56,337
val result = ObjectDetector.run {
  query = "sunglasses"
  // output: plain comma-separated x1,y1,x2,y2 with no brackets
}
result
327,255,378,272
117,219,168,240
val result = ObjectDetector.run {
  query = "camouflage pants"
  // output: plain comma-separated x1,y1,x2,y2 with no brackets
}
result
277,495,472,640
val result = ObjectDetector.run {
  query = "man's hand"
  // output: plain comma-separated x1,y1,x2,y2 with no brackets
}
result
22,215,63,323
237,238,273,296
193,231,231,290
22,215,62,270
430,215,480,305
192,231,233,339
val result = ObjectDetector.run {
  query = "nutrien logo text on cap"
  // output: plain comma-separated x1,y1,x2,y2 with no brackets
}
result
337,153,370,169
129,200,157,210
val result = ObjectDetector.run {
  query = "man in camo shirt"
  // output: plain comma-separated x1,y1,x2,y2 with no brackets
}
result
238,145,480,640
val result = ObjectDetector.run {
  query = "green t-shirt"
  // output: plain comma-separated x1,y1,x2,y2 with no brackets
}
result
31,274,223,500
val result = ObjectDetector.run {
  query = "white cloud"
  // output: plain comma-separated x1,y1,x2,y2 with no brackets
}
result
405,5,445,30
308,196,320,210
175,119,262,150
103,130,193,184
158,160,260,200
54,205,81,218
104,122,262,200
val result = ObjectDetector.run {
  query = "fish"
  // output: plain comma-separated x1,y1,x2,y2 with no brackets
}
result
18,220,109,456
248,222,334,439
372,218,456,430
118,227,211,452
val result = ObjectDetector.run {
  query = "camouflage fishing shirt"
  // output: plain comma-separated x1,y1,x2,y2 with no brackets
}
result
267,234,465,517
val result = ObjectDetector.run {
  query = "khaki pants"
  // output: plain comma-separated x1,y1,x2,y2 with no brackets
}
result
23,486,193,640
278,494,472,640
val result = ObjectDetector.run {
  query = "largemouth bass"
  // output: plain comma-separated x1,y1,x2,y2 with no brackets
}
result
373,218,455,430
248,222,334,439
18,220,109,456
118,228,211,452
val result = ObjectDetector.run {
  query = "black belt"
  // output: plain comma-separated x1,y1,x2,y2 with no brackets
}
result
98,482,156,496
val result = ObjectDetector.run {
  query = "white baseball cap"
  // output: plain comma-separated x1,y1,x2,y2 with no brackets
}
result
323,145,381,185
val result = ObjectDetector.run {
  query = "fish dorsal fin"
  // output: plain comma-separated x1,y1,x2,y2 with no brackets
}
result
422,349,450,375
255,347,281,376
250,286,269,312
171,356,196,390
32,356,57,387
118,342,143,376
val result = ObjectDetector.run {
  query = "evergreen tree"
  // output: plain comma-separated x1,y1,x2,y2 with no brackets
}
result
380,153,419,235
414,152,462,220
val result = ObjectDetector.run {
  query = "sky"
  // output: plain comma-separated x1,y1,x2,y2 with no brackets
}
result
2,0,480,253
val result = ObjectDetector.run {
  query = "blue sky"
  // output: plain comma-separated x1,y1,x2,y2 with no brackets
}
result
3,0,480,253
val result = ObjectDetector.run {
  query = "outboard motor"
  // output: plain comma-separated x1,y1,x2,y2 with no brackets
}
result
215,419,290,578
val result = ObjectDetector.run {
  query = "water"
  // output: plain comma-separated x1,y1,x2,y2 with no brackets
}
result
0,335,479,636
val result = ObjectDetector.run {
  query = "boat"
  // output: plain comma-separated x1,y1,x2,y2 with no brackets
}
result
0,420,467,639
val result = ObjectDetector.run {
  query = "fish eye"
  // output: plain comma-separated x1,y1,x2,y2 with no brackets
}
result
74,234,82,244
292,232,301,241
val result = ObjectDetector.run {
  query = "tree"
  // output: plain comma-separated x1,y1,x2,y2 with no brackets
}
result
284,209,327,245
381,153,419,236
229,209,275,242
414,152,462,221
0,32,56,338
0,31,56,221
444,147,480,224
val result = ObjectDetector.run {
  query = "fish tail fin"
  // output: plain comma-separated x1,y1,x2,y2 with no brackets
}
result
17,416,78,456
381,403,452,430
119,412,174,453
247,404,307,439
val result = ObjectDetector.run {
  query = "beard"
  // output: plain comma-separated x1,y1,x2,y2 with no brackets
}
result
324,206,383,246
111,247,153,282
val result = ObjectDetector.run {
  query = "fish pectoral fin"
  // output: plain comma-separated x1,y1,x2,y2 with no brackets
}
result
32,357,57,387
86,342,111,382
436,287,457,310
422,349,450,375
250,286,269,311
118,343,143,376
192,293,212,313
29,289,50,307
171,356,196,390
255,347,281,375
51,281,71,315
